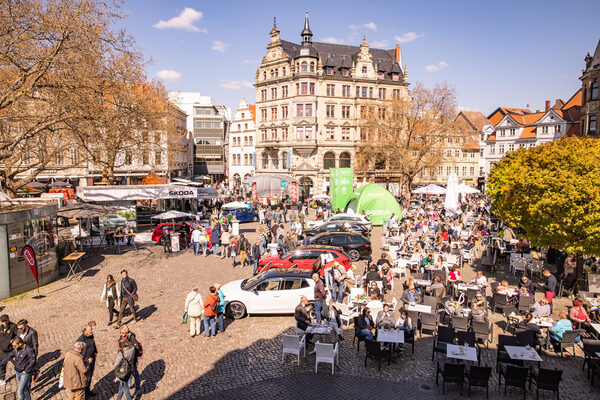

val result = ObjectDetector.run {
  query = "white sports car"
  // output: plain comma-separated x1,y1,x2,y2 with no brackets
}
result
220,269,315,319
306,213,372,230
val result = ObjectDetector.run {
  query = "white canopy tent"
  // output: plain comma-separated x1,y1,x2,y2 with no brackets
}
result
313,194,330,200
412,184,447,195
457,183,480,194
151,210,196,220
222,201,250,209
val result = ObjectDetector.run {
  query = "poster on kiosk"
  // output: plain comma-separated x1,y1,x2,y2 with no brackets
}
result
329,168,354,212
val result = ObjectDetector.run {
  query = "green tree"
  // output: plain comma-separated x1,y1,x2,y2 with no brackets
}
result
487,137,600,286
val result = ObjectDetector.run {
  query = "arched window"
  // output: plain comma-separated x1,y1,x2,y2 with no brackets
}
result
237,124,241,131
249,154,253,167
244,123,248,130
339,152,351,168
362,66,367,74
323,151,336,169
282,151,288,169
263,71,266,80
310,62,315,72
244,154,248,165
301,61,308,72
270,69,274,78
275,69,279,77
262,153,268,169
271,151,279,168
241,112,245,119
592,81,599,100
282,67,286,76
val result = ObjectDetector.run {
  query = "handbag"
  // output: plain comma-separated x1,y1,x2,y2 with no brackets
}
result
123,284,139,302
182,312,188,324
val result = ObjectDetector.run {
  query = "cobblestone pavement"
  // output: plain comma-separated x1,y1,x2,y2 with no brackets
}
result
0,221,598,399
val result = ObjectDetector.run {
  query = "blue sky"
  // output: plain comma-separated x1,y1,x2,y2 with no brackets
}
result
121,0,600,116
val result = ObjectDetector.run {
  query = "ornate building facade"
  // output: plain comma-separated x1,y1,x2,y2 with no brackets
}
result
254,13,409,198
228,95,256,187
581,39,600,136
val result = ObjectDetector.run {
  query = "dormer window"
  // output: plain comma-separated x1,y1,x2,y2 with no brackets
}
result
361,66,367,75
392,73,399,81
326,67,333,75
378,71,384,79
341,68,349,76
301,61,308,72
310,62,315,72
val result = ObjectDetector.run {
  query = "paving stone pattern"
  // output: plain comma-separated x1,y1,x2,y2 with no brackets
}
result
0,221,598,399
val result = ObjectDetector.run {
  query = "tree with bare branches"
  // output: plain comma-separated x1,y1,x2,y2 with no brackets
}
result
355,82,464,195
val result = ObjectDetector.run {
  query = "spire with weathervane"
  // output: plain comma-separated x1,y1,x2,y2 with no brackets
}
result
301,11,313,44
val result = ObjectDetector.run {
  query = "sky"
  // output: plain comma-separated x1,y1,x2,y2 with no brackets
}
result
120,0,600,117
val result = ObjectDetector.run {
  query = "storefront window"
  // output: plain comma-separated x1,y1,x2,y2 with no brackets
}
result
23,217,57,256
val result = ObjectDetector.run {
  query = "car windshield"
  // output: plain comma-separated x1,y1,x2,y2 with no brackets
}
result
240,272,268,290
280,251,294,260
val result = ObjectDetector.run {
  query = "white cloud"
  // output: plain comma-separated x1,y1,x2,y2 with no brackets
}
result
425,61,449,72
153,7,204,32
364,22,377,31
370,40,389,48
212,40,228,53
349,24,359,30
321,37,345,44
156,69,181,81
241,59,253,64
395,32,425,43
220,79,253,90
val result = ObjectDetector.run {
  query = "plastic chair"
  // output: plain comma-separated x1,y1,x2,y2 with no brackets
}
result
364,339,390,371
314,342,338,375
436,361,465,395
337,303,359,328
423,295,438,311
556,330,581,357
503,305,520,333
465,366,492,398
472,320,493,348
529,368,562,400
452,315,469,333
432,326,455,360
492,292,509,314
517,295,534,314
420,312,438,338
497,334,522,371
499,364,529,399
581,339,600,378
281,334,306,366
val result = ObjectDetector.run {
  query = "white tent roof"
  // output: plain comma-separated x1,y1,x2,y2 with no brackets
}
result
222,201,249,209
151,210,196,220
412,184,447,195
457,183,480,194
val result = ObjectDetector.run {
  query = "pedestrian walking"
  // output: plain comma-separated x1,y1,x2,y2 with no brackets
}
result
211,226,221,256
200,228,209,256
203,286,219,338
283,204,288,223
265,208,273,228
230,235,238,267
190,225,201,256
215,284,226,333
114,270,138,329
113,338,135,400
0,314,17,387
238,234,250,267
16,320,38,359
184,287,204,337
250,239,261,275
119,326,141,398
0,337,36,400
220,228,230,258
63,341,87,400
76,323,97,397
101,275,120,326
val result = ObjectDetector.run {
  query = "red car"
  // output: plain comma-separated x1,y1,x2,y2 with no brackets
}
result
256,246,352,275
151,222,199,246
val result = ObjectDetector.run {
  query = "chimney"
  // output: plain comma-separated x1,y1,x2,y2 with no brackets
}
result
395,44,401,62
545,100,550,111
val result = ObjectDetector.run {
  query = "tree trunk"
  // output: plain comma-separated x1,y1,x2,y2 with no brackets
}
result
576,253,585,293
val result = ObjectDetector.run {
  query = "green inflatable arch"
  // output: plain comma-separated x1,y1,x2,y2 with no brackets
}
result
344,184,402,226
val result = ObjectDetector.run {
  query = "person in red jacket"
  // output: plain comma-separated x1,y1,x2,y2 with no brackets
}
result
203,287,219,338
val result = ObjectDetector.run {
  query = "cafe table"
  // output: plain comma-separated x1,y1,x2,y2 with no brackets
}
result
407,304,432,313
306,323,336,350
591,323,600,339
377,329,405,344
63,252,86,280
504,345,542,363
446,344,478,363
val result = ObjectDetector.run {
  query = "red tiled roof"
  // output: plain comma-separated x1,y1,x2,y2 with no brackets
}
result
248,104,256,120
519,126,536,139
565,122,580,137
561,89,582,110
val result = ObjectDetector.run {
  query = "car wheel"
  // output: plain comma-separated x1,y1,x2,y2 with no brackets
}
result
227,301,247,319
159,237,166,246
347,249,361,262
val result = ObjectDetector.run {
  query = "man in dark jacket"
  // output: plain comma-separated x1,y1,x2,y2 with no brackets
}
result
0,314,17,386
238,234,250,267
250,239,261,275
539,269,557,306
0,337,36,400
313,273,327,324
115,270,138,329
294,297,313,342
77,323,98,397
211,227,221,256
16,320,38,358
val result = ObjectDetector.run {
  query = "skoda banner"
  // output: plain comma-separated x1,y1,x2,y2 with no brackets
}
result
329,168,354,211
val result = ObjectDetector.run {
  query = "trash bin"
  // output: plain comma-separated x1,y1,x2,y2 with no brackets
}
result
232,218,240,236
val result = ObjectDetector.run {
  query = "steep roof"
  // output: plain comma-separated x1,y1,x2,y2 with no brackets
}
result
460,111,490,131
561,89,582,111
279,40,404,82
565,122,580,137
248,104,256,120
519,126,537,139
589,39,600,69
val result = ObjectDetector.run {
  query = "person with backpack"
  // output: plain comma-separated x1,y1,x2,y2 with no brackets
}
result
113,338,135,400
203,286,219,338
215,283,226,333
184,287,204,337
114,270,138,329
119,326,141,399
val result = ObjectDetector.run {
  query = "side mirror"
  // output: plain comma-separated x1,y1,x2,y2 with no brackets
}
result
252,289,259,295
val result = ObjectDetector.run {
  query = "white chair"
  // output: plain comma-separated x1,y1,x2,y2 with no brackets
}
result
337,302,359,327
281,334,306,366
315,342,339,375
392,259,408,279
389,297,398,312
528,259,544,278
408,253,421,270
